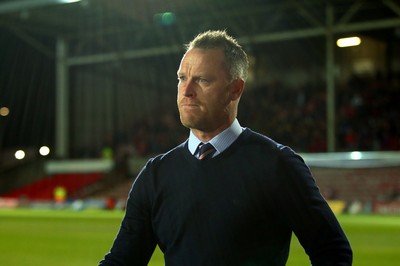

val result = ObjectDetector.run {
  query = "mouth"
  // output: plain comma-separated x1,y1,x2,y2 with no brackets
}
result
180,102,200,109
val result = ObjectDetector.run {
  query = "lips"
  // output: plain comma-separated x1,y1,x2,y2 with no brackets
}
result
180,101,200,109
182,103,198,108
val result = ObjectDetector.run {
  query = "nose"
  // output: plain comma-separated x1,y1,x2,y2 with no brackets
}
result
179,80,195,97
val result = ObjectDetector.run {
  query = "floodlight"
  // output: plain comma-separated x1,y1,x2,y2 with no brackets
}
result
350,151,362,160
0,0,82,14
39,146,51,156
59,0,81,3
336,37,361,48
0,107,10,117
15,150,26,160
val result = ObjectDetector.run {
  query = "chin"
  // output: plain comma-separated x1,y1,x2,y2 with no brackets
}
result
181,120,196,129
180,117,202,130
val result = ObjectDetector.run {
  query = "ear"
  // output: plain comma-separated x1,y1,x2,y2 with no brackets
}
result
230,78,245,101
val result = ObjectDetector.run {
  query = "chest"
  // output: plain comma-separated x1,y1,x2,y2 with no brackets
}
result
150,164,279,249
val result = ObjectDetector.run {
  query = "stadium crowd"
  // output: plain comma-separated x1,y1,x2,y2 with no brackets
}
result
93,72,399,159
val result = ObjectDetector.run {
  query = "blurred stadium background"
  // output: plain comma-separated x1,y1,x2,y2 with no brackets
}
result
0,0,399,265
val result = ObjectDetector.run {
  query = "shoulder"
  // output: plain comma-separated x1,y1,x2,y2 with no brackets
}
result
238,128,307,169
240,128,294,155
131,141,188,188
143,141,188,170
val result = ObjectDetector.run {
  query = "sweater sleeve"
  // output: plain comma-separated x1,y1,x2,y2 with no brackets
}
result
276,146,353,266
99,161,157,266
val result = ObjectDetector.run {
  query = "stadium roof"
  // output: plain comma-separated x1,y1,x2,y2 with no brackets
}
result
0,0,399,60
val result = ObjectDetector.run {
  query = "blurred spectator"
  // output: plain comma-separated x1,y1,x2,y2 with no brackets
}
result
89,72,399,158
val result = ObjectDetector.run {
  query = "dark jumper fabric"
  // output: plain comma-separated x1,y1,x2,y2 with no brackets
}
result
99,128,352,266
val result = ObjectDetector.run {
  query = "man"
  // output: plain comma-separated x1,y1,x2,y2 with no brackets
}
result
99,30,352,266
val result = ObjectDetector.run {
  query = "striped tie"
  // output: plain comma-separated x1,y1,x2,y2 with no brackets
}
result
197,143,215,160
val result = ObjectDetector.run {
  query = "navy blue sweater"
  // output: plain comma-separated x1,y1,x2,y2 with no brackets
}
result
99,129,352,265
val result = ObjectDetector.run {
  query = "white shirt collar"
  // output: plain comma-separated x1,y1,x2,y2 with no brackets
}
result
188,119,243,156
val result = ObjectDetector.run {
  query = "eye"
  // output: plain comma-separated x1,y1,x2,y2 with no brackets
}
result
198,78,209,84
177,76,187,82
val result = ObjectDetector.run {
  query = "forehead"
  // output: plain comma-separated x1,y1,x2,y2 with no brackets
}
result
178,48,227,74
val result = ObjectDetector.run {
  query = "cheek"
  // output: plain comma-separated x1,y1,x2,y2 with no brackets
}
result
206,96,227,115
177,88,183,102
216,91,231,106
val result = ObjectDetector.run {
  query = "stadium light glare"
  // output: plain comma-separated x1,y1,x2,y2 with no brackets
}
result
0,0,82,15
39,146,51,156
154,12,176,26
337,37,361,48
350,151,362,160
0,106,10,116
15,150,26,160
58,0,81,3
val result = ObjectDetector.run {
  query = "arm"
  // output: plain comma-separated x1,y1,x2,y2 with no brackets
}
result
99,164,157,266
276,146,352,266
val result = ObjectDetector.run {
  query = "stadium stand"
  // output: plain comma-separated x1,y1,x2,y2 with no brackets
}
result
79,73,399,160
1,151,399,214
2,172,104,200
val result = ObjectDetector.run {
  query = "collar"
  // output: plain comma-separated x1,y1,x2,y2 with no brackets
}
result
188,119,243,156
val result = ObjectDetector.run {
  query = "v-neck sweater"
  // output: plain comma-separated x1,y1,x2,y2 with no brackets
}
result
100,128,352,266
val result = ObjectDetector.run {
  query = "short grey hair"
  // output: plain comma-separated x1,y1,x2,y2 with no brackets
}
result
185,30,249,81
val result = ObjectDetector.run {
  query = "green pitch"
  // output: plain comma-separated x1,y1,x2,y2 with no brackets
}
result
0,209,399,265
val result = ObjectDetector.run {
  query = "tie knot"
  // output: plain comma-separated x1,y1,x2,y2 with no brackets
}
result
197,143,215,160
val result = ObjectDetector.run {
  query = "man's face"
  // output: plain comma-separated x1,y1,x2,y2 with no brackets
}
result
177,48,234,136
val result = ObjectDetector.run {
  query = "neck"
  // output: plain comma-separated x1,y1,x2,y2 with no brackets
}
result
191,119,235,142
